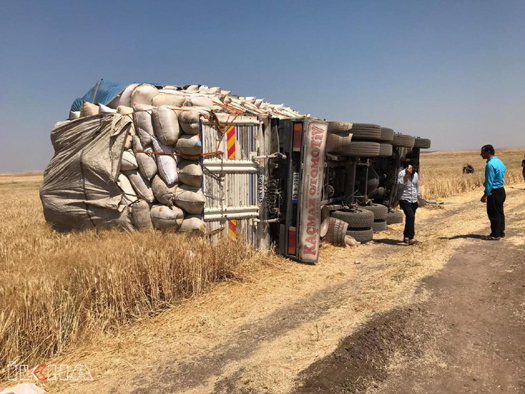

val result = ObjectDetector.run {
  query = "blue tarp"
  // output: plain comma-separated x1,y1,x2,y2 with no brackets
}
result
70,79,130,114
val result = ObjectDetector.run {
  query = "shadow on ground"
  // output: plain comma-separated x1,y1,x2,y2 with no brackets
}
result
373,239,407,246
439,234,484,240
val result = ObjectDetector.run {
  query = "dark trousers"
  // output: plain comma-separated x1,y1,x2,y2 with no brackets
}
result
487,187,506,237
399,200,418,240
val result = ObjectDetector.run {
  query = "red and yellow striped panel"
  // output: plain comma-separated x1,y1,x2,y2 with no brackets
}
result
227,126,236,160
228,219,237,240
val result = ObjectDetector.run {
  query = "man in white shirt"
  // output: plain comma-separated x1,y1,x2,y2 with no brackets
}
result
397,158,421,245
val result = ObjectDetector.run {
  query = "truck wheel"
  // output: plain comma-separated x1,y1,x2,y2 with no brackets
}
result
360,203,388,220
333,141,380,157
372,220,387,232
327,121,353,133
346,227,374,243
370,186,386,201
350,123,382,141
379,143,393,157
392,133,415,148
327,131,352,153
380,127,394,142
331,208,374,228
414,137,431,149
386,211,404,224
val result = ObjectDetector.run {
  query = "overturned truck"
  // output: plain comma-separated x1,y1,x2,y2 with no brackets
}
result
40,80,431,264
40,80,329,264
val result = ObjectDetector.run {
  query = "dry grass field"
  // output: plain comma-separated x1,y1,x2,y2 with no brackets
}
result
0,148,523,382
420,148,524,200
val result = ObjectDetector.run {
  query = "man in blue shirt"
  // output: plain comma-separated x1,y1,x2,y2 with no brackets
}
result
480,144,506,240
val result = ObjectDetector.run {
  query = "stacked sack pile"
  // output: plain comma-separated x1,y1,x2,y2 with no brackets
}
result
42,81,305,233
104,84,213,232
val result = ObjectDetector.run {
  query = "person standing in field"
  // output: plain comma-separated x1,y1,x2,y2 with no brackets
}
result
480,145,506,240
398,158,421,245
522,153,525,184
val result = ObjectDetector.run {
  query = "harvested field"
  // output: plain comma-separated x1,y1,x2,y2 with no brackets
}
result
0,148,524,392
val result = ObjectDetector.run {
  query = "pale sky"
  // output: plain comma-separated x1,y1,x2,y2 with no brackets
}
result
1,0,524,172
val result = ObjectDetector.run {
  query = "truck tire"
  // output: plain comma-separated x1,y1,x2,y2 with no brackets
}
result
326,131,352,153
380,127,394,142
386,211,404,224
370,186,386,201
327,121,353,133
392,133,415,148
414,137,431,149
366,177,380,194
379,143,393,157
331,208,374,228
350,124,382,141
333,141,380,157
360,203,388,220
346,227,374,243
372,219,387,232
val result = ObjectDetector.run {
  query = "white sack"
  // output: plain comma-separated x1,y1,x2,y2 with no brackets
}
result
117,105,134,115
131,84,158,105
131,200,153,231
117,173,138,204
177,109,203,135
151,175,178,206
150,204,184,230
118,84,140,107
80,102,99,117
132,136,157,180
179,215,206,233
152,106,180,145
123,120,136,149
120,150,138,171
70,111,81,120
124,170,155,203
186,85,199,92
152,91,186,107
178,160,203,187
133,104,155,146
124,134,133,149
183,96,213,109
98,103,117,113
174,185,205,214
175,134,202,157
152,138,178,186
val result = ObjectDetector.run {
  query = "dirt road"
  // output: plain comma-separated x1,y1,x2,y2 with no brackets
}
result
43,188,525,393
296,206,525,393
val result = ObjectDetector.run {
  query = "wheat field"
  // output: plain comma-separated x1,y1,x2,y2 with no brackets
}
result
420,148,525,200
0,148,523,379
0,174,278,378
